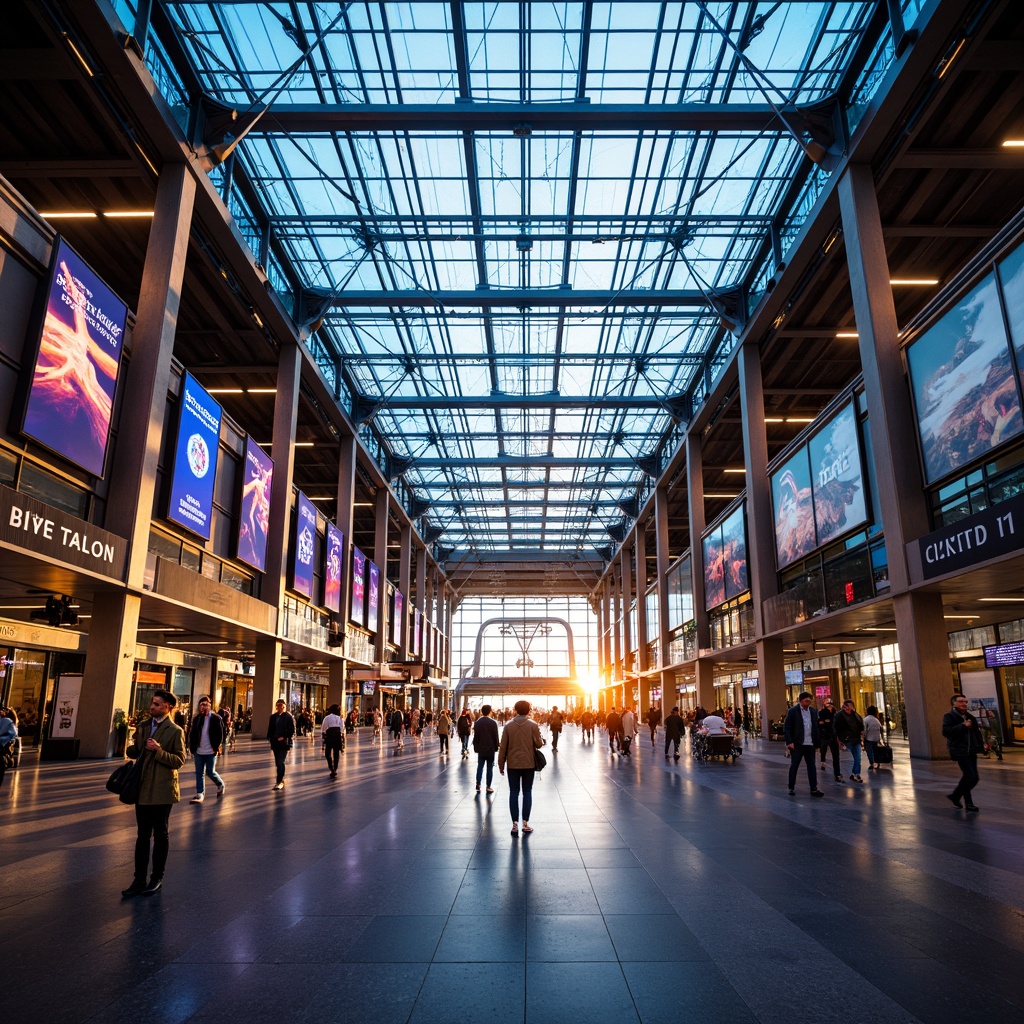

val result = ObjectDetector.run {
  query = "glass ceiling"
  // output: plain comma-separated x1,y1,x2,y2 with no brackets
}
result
148,1,892,555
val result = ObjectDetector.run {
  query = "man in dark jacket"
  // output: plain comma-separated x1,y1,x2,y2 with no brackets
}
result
647,705,662,747
390,707,405,752
472,704,500,793
605,707,622,754
834,699,866,783
548,706,563,751
817,699,842,782
663,706,685,762
942,694,984,811
784,692,824,797
187,695,225,803
268,699,295,790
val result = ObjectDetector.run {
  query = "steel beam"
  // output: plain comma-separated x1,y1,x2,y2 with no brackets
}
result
307,289,709,308
209,102,782,135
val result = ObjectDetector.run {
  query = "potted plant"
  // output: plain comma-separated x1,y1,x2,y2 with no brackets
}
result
113,708,128,756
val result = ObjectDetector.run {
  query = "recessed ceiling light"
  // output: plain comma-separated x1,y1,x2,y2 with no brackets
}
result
104,210,155,218
890,278,939,286
704,492,738,499
786,417,814,423
723,468,746,475
944,615,978,620
247,388,277,394
979,597,1024,602
208,388,243,394
1003,139,1024,148
39,211,97,219
764,417,784,423
295,442,314,447
836,331,859,338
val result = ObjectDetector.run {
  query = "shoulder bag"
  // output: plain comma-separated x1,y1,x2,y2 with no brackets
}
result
106,752,145,805
534,747,547,772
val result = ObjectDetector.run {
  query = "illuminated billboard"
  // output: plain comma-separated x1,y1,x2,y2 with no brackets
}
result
236,436,273,572
771,447,816,569
350,547,366,626
291,491,317,599
21,238,128,477
907,272,1023,483
366,561,380,634
167,372,222,540
392,588,404,647
323,521,343,613
809,402,868,547
703,504,748,610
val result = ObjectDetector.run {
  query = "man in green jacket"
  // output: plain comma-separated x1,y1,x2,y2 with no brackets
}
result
122,690,186,898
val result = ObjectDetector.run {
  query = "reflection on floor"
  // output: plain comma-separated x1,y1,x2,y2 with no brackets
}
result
2,727,1023,1023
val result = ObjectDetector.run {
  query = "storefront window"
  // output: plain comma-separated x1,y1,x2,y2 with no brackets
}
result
3,649,47,745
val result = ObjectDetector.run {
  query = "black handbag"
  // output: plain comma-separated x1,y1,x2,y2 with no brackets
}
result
534,748,547,772
106,755,144,805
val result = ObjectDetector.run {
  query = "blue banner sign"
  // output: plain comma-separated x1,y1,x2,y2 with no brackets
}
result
167,372,222,539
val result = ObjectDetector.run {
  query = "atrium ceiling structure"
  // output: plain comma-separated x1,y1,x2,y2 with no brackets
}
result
159,0,880,559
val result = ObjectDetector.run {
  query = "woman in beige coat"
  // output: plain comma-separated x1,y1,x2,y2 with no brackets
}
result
498,700,545,835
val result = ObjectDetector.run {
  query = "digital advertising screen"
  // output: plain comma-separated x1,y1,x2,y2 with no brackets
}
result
392,588,404,646
236,436,273,572
720,504,749,600
167,372,222,539
702,528,726,610
291,491,317,599
809,402,868,547
21,237,129,478
413,608,422,656
999,242,1024,391
907,272,1023,483
323,521,343,613
771,447,816,569
350,547,366,626
366,561,381,634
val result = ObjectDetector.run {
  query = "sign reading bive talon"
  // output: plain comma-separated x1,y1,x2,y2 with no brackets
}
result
167,372,222,540
914,492,1024,580
0,484,127,579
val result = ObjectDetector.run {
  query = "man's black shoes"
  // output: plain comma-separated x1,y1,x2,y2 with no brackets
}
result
142,877,163,896
121,880,146,898
946,793,963,808
965,802,980,813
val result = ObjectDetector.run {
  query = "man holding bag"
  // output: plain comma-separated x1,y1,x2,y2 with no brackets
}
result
121,690,186,898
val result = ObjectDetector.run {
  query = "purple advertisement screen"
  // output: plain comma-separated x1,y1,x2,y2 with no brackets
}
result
22,238,128,477
392,589,404,646
291,491,316,599
350,547,366,626
323,521,343,613
236,436,273,572
366,561,381,634
414,608,422,656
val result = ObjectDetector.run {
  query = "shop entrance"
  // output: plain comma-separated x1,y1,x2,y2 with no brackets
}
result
1,648,48,746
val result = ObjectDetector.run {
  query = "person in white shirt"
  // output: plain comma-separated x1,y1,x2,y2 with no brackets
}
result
699,710,730,736
321,703,344,779
187,696,225,803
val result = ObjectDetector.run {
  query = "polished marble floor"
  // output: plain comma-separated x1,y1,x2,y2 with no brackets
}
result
2,724,1024,1024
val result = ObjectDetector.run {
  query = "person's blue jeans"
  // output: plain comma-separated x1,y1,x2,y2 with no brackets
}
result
844,740,863,776
461,734,470,753
476,755,494,787
864,739,877,767
507,767,535,822
194,753,224,795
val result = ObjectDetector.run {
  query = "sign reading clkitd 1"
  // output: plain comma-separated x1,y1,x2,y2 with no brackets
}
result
167,372,222,540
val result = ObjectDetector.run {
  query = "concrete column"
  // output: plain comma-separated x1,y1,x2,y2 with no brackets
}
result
839,164,951,758
756,638,787,737
78,165,195,757
686,432,711,654
611,563,622,684
695,658,716,712
622,546,633,685
373,488,389,660
655,486,672,705
252,343,301,739
399,523,412,658
335,434,357,630
635,524,650,674
738,341,778,635
601,579,612,685
328,660,344,710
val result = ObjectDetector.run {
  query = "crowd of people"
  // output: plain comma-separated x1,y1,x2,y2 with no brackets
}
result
86,687,995,901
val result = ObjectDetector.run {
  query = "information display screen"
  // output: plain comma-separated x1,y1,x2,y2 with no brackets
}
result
984,642,1024,668
392,589,404,646
21,238,129,477
167,372,222,540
